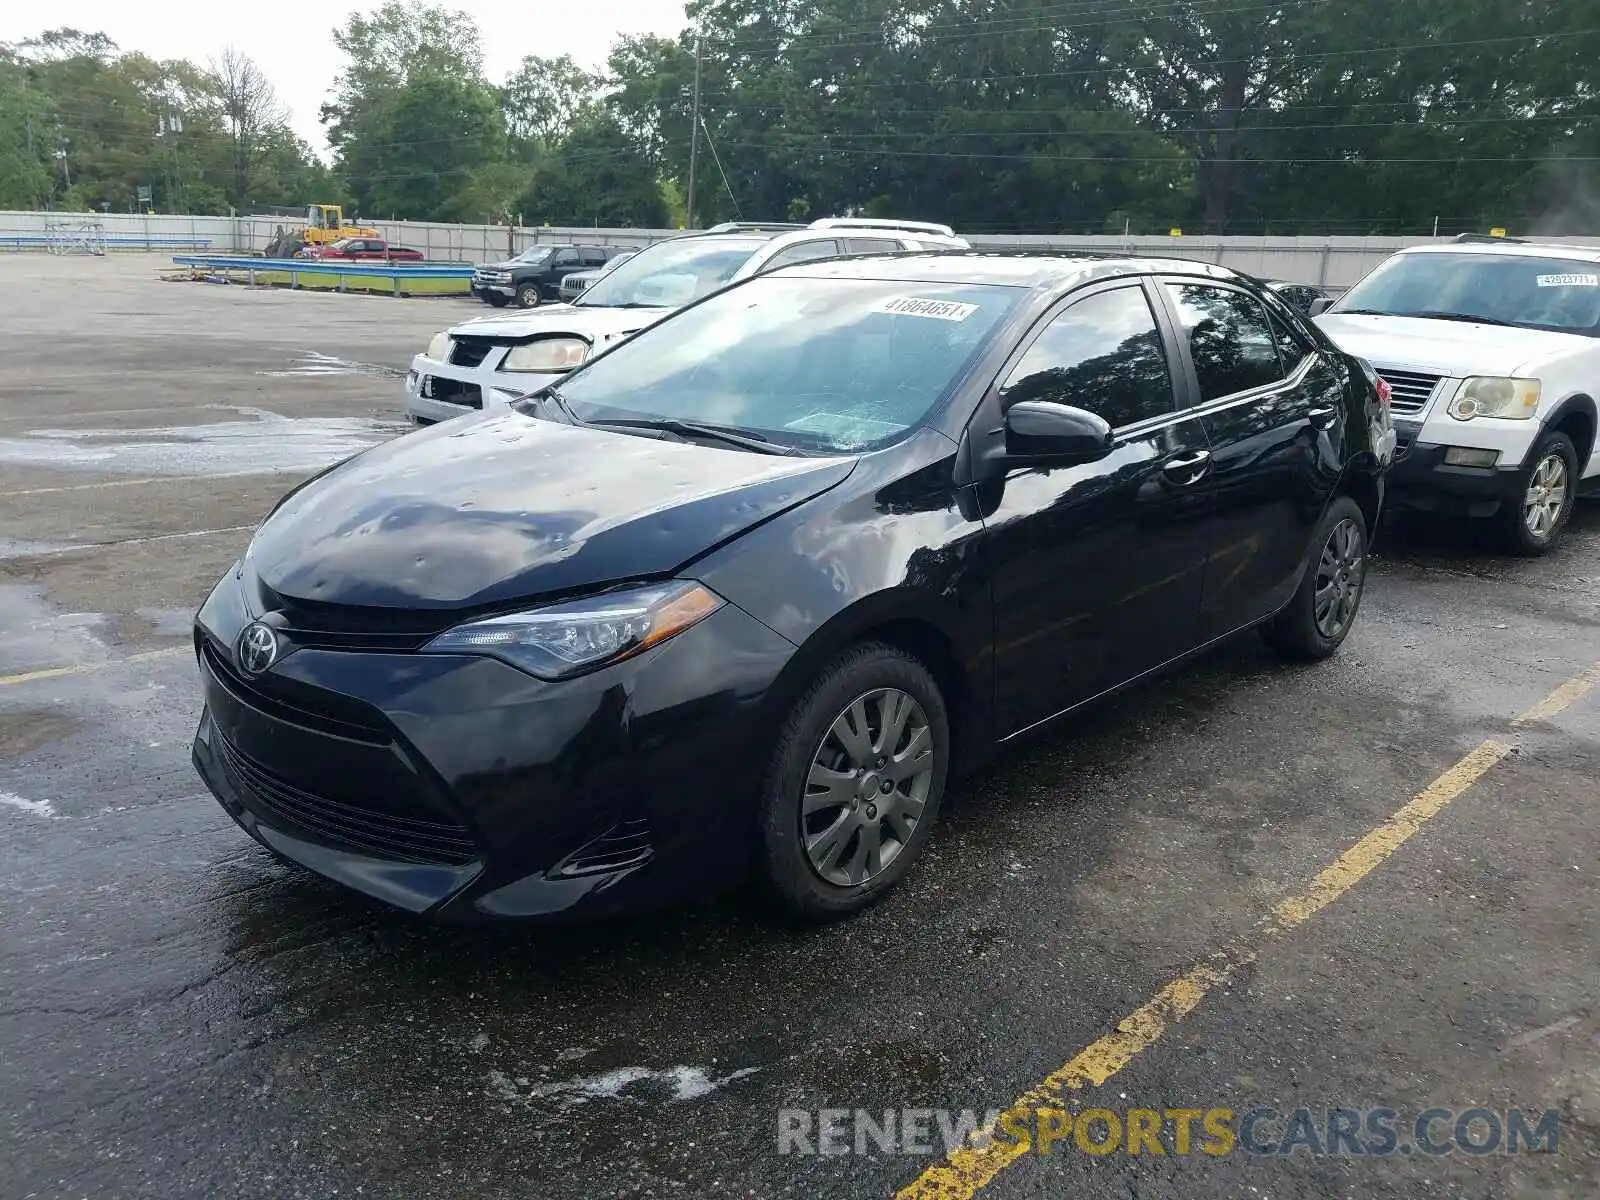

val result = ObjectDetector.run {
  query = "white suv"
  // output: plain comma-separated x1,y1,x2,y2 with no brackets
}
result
1316,236,1600,553
404,218,970,426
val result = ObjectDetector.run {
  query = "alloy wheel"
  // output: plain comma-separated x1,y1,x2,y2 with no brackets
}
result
801,688,934,888
1523,453,1569,541
1313,517,1364,641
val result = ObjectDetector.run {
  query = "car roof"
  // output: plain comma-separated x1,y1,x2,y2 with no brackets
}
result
780,250,1248,289
1396,241,1600,264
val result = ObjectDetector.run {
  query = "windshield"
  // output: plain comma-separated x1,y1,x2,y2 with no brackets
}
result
543,276,1021,453
326,238,354,252
514,247,553,264
578,236,767,308
1335,252,1600,336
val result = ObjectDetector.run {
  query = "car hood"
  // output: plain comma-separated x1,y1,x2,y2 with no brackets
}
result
1315,314,1589,376
476,259,536,271
448,304,671,343
248,412,856,610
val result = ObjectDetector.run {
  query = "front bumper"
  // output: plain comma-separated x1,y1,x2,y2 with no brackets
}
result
1387,429,1526,517
191,576,798,921
404,353,516,424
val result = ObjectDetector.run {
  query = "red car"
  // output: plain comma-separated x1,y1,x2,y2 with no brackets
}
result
299,238,424,262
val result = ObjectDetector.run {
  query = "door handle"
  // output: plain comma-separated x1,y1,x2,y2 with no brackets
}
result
1161,449,1211,485
1307,406,1337,430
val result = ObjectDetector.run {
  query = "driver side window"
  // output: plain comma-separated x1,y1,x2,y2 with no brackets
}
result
999,287,1177,429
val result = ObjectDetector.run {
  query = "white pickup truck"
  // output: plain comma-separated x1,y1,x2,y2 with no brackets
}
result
404,218,970,427
1315,236,1600,553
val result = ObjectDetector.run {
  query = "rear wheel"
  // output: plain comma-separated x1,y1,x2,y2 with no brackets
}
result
1263,494,1368,660
759,644,948,921
1499,430,1577,556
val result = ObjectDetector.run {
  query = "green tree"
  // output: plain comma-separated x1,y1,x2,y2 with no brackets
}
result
321,1,503,219
503,54,602,147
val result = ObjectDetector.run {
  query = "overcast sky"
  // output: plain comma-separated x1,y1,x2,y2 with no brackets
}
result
3,0,688,155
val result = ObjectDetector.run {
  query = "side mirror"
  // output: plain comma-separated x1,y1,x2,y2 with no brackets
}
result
1003,400,1115,465
1308,296,1333,317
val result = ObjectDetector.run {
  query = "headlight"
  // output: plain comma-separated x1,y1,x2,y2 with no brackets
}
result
420,581,724,679
426,331,451,360
502,337,589,372
1448,377,1540,421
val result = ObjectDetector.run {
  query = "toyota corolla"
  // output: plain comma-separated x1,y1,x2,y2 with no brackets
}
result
193,253,1389,922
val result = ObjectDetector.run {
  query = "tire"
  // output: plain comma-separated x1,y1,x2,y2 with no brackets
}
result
483,293,508,308
1263,494,1368,660
1497,430,1578,556
758,643,949,921
515,282,541,308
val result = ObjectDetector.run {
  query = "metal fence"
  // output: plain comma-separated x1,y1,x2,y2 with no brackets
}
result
4,210,1598,289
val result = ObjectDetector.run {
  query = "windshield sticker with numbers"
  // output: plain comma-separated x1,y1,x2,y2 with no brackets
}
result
1536,273,1600,287
876,296,979,321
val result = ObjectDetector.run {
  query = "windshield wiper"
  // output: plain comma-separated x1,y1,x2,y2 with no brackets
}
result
1397,310,1518,328
1331,307,1388,316
593,417,805,456
534,386,585,425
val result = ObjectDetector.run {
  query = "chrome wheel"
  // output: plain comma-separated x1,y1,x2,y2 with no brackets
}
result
1523,453,1569,541
802,688,934,888
1313,517,1364,641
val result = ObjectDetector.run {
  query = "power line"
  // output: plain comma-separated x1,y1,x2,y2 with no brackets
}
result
693,28,1600,99
717,139,1599,164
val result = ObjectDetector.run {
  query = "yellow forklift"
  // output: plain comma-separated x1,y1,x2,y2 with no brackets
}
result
301,204,378,246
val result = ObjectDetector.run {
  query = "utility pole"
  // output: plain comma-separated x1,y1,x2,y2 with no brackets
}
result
686,32,702,230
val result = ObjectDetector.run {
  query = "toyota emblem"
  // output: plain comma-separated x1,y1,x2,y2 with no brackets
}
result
236,621,280,676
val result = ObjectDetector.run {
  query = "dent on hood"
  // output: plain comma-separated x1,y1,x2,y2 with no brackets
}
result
247,414,857,610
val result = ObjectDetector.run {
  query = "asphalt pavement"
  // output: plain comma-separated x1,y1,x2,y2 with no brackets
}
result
1,255,1597,1200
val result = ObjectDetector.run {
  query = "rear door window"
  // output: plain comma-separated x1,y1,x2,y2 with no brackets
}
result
844,237,903,254
1165,283,1283,401
762,239,842,272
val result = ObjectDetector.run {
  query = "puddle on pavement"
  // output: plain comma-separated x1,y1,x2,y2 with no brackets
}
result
0,407,409,476
259,351,404,379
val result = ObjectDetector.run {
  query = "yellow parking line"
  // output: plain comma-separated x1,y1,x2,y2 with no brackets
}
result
1512,662,1600,727
0,647,187,687
895,666,1600,1200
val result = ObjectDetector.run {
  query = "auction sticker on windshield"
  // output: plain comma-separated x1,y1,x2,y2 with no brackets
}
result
877,296,979,321
1535,273,1599,287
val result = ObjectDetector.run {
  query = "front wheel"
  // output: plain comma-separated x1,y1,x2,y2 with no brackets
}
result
482,293,509,308
1263,494,1368,660
514,282,541,308
759,644,949,921
1499,430,1577,556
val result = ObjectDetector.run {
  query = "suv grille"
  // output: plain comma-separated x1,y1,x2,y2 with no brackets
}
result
217,733,478,865
1376,368,1444,416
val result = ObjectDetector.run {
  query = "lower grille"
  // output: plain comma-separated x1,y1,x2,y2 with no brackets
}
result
421,375,482,409
217,734,478,865
1376,368,1443,416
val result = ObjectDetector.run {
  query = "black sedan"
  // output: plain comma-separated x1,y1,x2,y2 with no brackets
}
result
192,253,1391,922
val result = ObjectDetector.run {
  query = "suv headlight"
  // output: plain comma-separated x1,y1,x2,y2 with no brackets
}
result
426,331,451,360
1448,377,1540,421
420,581,723,679
502,337,589,372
